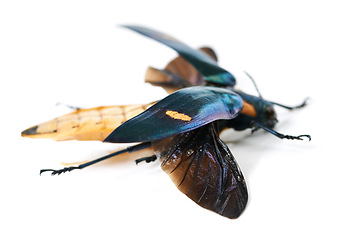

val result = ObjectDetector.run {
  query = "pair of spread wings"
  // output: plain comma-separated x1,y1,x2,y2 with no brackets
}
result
22,25,248,218
104,25,241,143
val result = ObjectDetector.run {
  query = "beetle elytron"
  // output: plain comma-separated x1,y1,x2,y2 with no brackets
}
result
22,25,310,219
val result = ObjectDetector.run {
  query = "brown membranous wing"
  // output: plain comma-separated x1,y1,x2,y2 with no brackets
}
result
152,123,248,219
145,47,217,94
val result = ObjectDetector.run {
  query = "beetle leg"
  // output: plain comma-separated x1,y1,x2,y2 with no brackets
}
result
135,155,157,165
251,125,261,134
40,142,152,176
251,122,311,141
40,166,81,176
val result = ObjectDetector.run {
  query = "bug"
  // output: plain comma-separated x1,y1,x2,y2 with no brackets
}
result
21,25,310,219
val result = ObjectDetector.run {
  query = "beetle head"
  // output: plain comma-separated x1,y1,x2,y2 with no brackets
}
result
262,103,278,129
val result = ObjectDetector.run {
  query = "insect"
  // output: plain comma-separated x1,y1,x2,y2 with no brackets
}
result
21,25,311,219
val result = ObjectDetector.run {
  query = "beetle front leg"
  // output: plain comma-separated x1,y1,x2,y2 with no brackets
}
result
251,122,311,141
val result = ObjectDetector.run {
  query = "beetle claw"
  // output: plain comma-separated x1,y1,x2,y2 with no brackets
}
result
282,134,311,141
297,134,311,141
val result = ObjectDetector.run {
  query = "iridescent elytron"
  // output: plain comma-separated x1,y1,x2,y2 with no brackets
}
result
22,25,310,219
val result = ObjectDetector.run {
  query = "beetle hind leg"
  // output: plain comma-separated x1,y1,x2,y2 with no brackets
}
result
39,142,152,176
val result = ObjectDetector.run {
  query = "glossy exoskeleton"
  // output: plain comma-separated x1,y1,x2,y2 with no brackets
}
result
22,25,310,219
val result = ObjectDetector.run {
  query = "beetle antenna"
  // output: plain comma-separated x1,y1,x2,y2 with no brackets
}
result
40,142,152,176
243,71,263,99
251,122,311,141
270,97,309,110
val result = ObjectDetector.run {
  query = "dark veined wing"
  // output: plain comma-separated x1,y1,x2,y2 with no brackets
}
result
104,86,243,143
123,25,236,87
152,123,248,219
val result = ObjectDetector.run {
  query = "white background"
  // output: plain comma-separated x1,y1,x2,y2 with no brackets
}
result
1,1,359,239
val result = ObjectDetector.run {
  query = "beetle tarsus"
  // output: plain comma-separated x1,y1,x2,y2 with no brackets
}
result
135,155,157,165
278,134,311,141
40,166,82,176
251,122,311,141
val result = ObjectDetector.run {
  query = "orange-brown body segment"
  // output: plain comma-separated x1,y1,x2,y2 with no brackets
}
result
240,101,257,117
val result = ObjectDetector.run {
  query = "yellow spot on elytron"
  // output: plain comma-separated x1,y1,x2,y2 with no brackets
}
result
166,110,191,121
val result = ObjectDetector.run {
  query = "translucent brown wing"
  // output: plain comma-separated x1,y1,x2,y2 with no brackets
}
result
152,122,248,219
21,102,155,141
145,47,218,94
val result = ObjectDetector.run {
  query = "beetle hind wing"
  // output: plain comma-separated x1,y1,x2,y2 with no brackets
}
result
153,123,248,219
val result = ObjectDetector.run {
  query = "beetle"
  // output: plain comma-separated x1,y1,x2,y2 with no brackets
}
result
21,25,310,219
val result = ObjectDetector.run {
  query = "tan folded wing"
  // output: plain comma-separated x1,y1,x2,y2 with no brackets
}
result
21,102,155,141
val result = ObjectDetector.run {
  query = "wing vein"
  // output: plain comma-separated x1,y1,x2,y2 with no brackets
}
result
177,154,196,187
197,158,212,203
185,149,205,197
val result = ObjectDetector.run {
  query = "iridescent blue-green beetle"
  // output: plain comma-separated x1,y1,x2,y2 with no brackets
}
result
22,25,310,219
